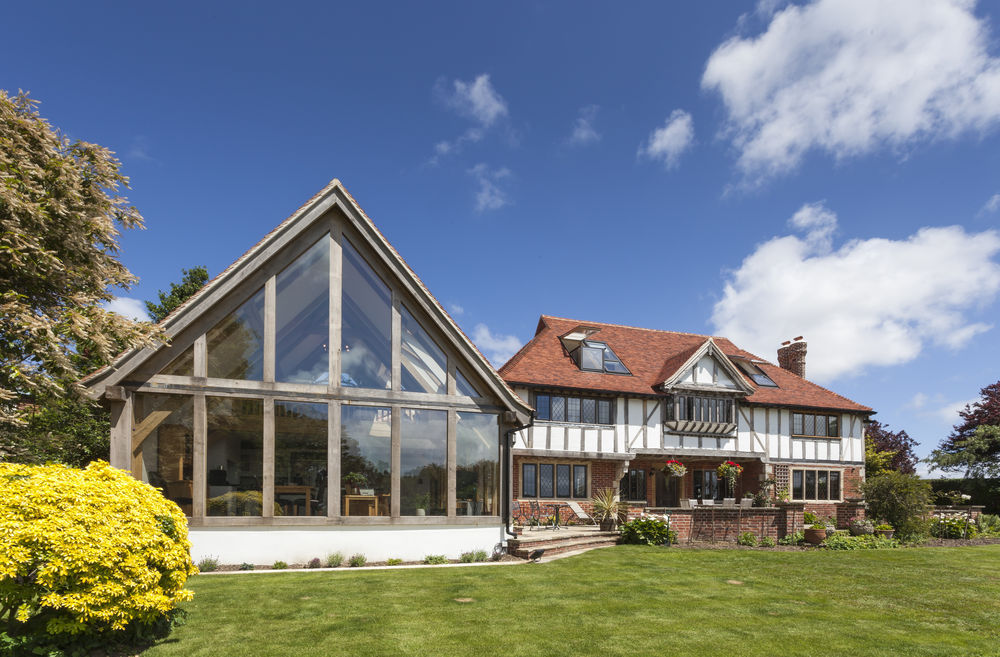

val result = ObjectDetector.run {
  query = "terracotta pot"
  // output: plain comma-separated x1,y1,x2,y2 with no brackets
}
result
877,529,894,538
804,528,827,545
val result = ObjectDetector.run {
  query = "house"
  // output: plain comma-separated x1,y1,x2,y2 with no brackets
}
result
82,180,532,563
499,316,873,535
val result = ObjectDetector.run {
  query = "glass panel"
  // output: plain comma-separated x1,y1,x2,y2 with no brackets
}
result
573,465,587,498
456,412,498,516
701,398,710,422
677,396,688,421
400,408,447,515
598,400,611,424
275,401,327,517
276,236,329,384
792,470,804,500
830,471,841,499
805,470,817,500
556,464,571,497
206,397,264,516
207,288,265,380
580,346,603,371
567,398,581,423
539,464,554,497
582,398,596,424
400,305,447,394
551,396,565,422
817,470,828,500
522,463,537,497
160,346,193,377
341,239,391,390
603,359,630,374
793,413,804,436
535,394,550,421
815,415,827,438
455,370,479,397
340,405,391,516
133,394,193,516
828,415,839,437
804,414,816,437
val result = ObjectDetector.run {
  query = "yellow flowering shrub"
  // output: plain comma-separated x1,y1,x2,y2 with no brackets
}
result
0,461,196,637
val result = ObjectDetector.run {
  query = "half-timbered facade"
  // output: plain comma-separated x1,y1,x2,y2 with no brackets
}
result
500,316,872,524
83,180,531,563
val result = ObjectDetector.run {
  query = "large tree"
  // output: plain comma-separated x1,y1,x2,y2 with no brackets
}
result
0,90,162,424
864,420,918,474
146,266,209,323
928,380,1000,477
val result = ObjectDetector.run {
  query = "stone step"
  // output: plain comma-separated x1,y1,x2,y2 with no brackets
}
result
508,530,618,549
508,534,620,559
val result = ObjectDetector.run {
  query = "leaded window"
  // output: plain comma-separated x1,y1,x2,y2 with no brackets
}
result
534,393,614,425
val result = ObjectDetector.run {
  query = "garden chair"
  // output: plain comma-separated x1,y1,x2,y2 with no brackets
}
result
567,500,598,525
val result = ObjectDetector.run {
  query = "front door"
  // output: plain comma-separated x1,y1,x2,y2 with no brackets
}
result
655,471,679,507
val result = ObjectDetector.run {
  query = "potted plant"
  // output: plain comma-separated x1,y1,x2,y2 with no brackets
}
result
874,523,894,538
663,460,687,478
717,461,743,502
804,522,827,545
344,472,367,494
849,517,874,536
414,492,431,516
823,516,837,537
590,487,627,531
741,492,754,508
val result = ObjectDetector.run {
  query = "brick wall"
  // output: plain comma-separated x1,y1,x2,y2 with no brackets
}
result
661,507,785,542
512,456,621,524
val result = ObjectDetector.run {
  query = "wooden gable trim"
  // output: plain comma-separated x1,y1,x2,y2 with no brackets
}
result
660,338,755,395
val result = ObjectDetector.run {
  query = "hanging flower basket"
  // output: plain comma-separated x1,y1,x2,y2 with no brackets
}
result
663,460,687,478
716,461,743,496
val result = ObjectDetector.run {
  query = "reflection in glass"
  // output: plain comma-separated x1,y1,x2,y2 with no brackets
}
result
401,305,447,394
539,464,554,497
275,401,328,517
456,370,479,397
401,408,446,515
456,412,498,516
340,405,391,516
341,239,391,390
805,470,817,499
160,346,194,377
830,471,841,499
206,397,264,516
522,463,537,497
276,236,329,383
133,394,193,515
207,288,265,380
792,470,804,500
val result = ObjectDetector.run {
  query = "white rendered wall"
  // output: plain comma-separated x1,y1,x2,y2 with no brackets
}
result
189,525,505,564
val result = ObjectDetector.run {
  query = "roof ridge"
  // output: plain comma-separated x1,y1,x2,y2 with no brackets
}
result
539,314,730,342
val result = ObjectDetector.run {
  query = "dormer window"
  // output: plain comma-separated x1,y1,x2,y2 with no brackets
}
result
573,340,630,375
732,357,778,387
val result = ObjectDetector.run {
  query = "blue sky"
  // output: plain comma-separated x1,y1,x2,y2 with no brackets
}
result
5,1,1000,472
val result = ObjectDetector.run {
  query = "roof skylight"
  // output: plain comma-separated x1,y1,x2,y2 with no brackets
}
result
733,358,778,387
573,340,631,375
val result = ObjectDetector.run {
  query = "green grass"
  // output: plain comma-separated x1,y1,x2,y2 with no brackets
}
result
147,546,1000,656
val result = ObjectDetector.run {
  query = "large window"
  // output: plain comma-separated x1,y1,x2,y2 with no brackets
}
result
275,236,329,384
133,394,193,515
620,468,646,502
341,239,392,390
791,469,842,501
340,405,391,516
400,305,447,394
534,393,613,425
456,412,499,516
400,408,447,516
274,401,327,516
520,462,588,499
207,288,265,380
792,412,840,438
206,397,264,516
668,395,733,423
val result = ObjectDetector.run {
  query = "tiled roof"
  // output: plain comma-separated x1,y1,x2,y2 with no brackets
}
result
498,315,872,413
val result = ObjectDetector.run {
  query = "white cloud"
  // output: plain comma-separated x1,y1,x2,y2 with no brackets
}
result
468,163,512,212
935,398,976,425
711,203,1000,382
127,135,154,162
568,105,601,146
448,303,465,316
432,74,508,161
638,109,694,169
471,323,523,366
906,392,929,410
703,0,1000,182
103,297,150,321
979,193,1000,216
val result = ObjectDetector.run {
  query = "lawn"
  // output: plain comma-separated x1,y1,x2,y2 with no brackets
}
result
146,545,1000,657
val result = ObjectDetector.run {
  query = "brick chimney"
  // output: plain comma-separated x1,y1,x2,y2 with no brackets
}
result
777,337,807,378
